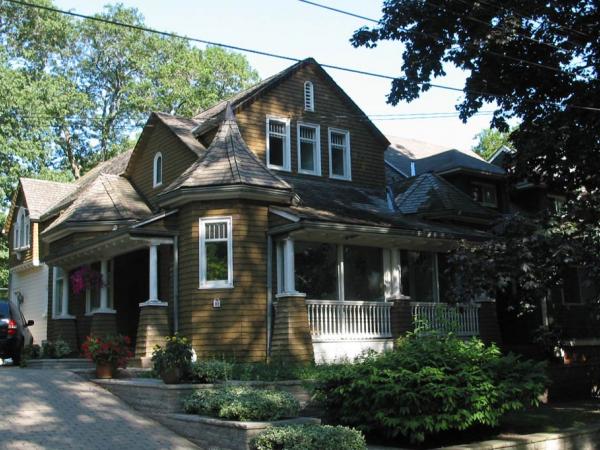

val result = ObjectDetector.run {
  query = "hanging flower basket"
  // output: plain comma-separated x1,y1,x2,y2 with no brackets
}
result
70,265,104,295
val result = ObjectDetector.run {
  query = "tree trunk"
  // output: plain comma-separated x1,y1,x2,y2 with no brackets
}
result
63,128,81,179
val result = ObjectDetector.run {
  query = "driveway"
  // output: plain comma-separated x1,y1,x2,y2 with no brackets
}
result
0,366,199,450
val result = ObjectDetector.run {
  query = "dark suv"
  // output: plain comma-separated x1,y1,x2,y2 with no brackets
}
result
0,300,34,365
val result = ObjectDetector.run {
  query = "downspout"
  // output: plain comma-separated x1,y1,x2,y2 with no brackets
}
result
266,235,273,357
173,236,179,333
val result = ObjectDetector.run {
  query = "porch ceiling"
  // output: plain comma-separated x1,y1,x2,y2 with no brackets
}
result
43,229,174,270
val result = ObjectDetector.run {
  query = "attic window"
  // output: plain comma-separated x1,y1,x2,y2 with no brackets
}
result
266,117,291,171
304,81,314,112
472,182,497,207
153,152,163,187
13,207,30,251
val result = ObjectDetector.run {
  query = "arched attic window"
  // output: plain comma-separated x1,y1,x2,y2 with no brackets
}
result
13,207,30,250
304,81,314,112
153,152,163,188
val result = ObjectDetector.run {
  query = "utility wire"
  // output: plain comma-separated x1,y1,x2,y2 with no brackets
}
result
4,0,600,113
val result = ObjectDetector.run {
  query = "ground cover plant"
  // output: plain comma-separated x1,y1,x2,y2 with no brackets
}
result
313,331,549,444
183,385,299,421
252,424,366,450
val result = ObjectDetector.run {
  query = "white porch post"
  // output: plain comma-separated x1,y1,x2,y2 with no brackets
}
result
283,237,296,294
60,267,71,317
140,242,167,307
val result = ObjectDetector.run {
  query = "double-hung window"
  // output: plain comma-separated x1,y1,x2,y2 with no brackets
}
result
266,117,291,171
52,267,70,318
328,128,351,180
13,207,30,250
297,123,321,175
199,217,233,289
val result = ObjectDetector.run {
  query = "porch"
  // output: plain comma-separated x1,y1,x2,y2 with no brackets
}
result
269,227,501,363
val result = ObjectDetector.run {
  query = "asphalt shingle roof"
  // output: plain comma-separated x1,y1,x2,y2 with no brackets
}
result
19,179,77,220
163,105,291,193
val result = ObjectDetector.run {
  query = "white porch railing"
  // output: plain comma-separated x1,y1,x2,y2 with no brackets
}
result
411,302,480,337
306,300,392,341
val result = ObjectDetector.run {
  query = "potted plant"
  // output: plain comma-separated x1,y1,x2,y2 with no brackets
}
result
151,334,193,384
82,335,133,379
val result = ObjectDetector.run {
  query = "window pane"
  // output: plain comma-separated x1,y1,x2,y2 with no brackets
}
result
300,140,315,171
344,246,384,301
401,251,436,302
331,147,345,176
206,241,228,281
295,242,337,300
90,285,101,310
269,135,284,167
156,156,162,183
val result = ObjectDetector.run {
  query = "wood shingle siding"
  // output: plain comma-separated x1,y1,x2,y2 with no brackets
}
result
177,200,269,361
128,121,198,209
235,63,387,191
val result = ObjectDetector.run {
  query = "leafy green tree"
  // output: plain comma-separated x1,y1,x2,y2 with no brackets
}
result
472,128,514,160
0,212,8,288
351,0,599,194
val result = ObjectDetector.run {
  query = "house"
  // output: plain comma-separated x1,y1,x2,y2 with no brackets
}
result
4,58,503,364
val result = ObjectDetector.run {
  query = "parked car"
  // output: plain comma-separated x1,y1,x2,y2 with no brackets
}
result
0,299,34,365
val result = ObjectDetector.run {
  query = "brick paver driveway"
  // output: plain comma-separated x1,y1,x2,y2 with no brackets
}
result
0,366,199,450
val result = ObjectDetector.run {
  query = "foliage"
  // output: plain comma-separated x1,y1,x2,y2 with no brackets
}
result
0,0,259,206
190,359,233,383
41,339,71,359
81,335,132,368
230,361,321,382
472,128,514,160
252,424,367,450
70,265,104,295
151,334,193,374
351,1,600,197
20,343,42,366
312,332,548,444
0,212,8,288
183,386,299,421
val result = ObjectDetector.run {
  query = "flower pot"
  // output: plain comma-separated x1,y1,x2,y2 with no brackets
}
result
96,362,115,379
161,367,182,384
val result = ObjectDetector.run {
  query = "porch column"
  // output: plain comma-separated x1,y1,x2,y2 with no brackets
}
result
136,242,170,367
283,237,297,294
90,259,117,338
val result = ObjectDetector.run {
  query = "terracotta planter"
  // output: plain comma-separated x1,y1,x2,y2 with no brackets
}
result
161,367,182,384
95,362,115,379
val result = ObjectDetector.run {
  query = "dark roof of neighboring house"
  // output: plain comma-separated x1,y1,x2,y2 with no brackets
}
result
192,58,389,148
162,105,291,194
385,136,505,177
42,173,151,234
394,172,498,219
19,178,78,220
277,175,489,238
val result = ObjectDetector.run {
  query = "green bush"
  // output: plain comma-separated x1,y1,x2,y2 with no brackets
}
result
190,360,233,383
252,424,366,450
41,339,71,359
151,334,193,374
229,361,321,381
313,332,548,444
183,386,299,421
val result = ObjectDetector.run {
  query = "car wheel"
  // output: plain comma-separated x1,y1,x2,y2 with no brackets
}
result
11,345,23,366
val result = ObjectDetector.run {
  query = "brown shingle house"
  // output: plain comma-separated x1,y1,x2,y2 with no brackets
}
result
5,59,502,364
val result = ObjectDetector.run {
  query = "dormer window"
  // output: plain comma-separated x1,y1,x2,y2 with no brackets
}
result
304,81,314,112
472,182,497,207
266,116,291,171
13,207,30,250
153,152,163,187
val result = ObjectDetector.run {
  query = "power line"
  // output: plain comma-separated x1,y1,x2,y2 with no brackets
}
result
4,0,600,113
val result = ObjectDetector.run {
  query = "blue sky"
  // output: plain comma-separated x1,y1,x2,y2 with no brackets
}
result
54,0,498,150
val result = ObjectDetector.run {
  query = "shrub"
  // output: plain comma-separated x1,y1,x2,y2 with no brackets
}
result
190,360,233,383
41,339,71,359
230,361,320,381
151,334,193,375
183,386,299,421
313,332,548,444
81,335,133,368
252,424,366,450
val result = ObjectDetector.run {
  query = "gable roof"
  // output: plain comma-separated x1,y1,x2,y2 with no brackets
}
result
42,173,151,235
162,105,291,194
19,179,77,220
394,172,498,219
192,58,390,148
385,136,504,177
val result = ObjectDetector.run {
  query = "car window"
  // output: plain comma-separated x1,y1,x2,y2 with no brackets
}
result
0,302,9,320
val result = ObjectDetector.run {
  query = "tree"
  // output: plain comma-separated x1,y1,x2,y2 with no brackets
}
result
351,0,600,194
0,212,7,288
472,128,514,160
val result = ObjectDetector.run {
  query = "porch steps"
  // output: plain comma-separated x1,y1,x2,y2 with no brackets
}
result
26,358,94,370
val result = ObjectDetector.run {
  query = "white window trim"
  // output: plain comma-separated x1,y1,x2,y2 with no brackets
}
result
304,81,314,112
296,122,321,176
13,207,30,251
266,116,291,172
153,152,163,188
328,128,352,181
53,267,73,319
199,216,234,289
85,260,115,315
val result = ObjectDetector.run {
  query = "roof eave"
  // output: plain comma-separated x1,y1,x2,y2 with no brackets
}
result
41,220,138,243
158,184,296,208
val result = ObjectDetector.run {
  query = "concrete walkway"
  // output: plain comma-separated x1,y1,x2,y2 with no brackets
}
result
0,366,199,450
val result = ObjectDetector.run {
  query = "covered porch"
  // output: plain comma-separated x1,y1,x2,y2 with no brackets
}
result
269,216,500,363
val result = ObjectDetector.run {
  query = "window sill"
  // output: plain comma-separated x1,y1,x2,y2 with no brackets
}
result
298,170,321,177
329,175,352,182
53,314,75,320
267,165,291,172
88,308,117,315
198,284,234,290
153,182,163,189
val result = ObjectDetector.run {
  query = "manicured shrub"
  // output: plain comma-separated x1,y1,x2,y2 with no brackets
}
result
190,359,233,383
183,386,299,421
252,424,366,450
151,334,193,374
41,339,71,359
313,332,549,444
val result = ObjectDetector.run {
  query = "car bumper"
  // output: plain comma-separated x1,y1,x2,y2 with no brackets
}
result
0,337,18,358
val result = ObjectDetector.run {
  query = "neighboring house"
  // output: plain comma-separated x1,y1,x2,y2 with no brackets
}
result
5,58,502,364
